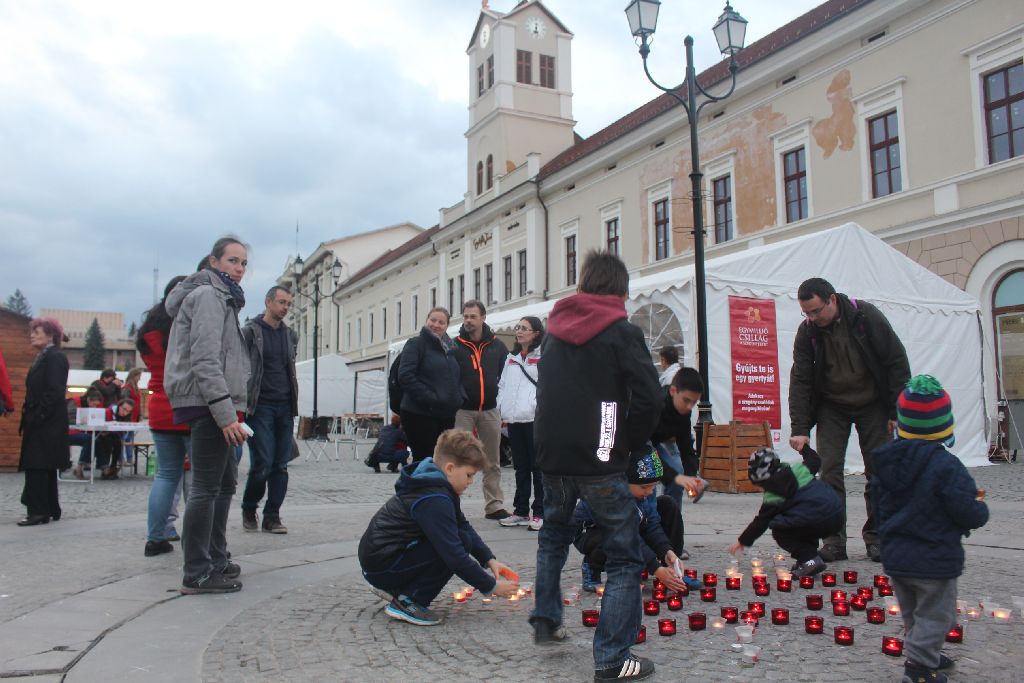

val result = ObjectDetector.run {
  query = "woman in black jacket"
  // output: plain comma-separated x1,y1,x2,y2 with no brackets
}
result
398,307,464,462
18,317,70,526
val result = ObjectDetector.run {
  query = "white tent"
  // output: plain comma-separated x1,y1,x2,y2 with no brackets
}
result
295,354,386,417
628,223,987,473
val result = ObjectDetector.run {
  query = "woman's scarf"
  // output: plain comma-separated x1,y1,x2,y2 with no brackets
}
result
215,271,246,309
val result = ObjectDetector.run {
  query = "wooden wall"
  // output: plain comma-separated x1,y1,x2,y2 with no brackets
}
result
0,310,34,470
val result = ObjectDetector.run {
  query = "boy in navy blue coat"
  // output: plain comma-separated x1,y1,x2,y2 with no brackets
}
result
872,375,988,683
358,430,519,625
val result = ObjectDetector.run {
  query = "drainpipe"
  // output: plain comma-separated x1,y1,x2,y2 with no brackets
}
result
532,177,550,299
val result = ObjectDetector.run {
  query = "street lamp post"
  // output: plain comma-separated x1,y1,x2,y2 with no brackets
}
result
292,255,344,439
625,0,748,446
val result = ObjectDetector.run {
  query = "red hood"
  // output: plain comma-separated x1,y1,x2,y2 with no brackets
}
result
547,293,627,345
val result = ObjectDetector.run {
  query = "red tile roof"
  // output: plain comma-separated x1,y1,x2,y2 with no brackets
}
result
340,225,440,292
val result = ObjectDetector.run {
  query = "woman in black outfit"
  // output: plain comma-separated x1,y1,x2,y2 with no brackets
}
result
18,317,70,526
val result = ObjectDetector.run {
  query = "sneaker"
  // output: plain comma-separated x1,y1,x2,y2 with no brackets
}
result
385,595,441,626
793,555,827,578
867,543,882,562
166,532,181,542
386,463,400,472
818,545,848,562
499,514,531,527
218,562,241,579
485,509,511,520
144,540,173,557
368,586,395,604
528,516,544,531
242,509,258,532
594,655,654,681
678,547,691,561
180,573,243,595
532,617,569,646
582,560,603,593
902,661,948,683
363,457,380,472
262,517,288,534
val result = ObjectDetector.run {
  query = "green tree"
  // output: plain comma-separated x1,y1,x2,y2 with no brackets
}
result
83,318,106,370
4,289,32,317
128,321,137,337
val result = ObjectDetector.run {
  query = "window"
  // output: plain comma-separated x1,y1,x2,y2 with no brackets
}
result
357,317,362,346
605,217,620,256
369,312,375,344
518,249,528,296
516,50,532,84
477,64,484,97
447,278,454,313
867,111,902,197
713,175,733,242
565,234,577,287
430,287,437,310
473,268,481,300
654,198,670,261
411,294,418,326
485,263,493,303
504,255,513,301
346,321,351,351
539,54,555,88
458,274,465,310
783,147,808,222
396,301,402,335
984,62,1024,164
382,306,387,339
476,161,483,195
486,155,493,190
487,55,494,88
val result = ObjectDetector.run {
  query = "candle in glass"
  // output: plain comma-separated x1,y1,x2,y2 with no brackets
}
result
946,624,964,643
866,607,886,624
635,624,647,644
644,599,660,616
676,586,689,598
777,578,793,592
653,588,667,602
878,584,894,597
754,582,770,597
595,585,605,597
771,608,790,625
882,636,904,656
748,601,766,617
806,594,824,610
799,575,815,589
964,606,979,620
857,586,874,600
658,618,677,636
684,569,698,580
844,570,858,584
640,570,649,580
700,587,716,602
508,593,520,602
834,626,854,645
582,609,600,627
831,589,848,603
653,578,665,591
688,612,707,631
667,595,683,611
703,573,718,587
851,595,868,611
453,591,467,603
885,597,902,617
721,606,739,623
873,574,889,588
992,608,1012,622
805,615,824,634
726,577,742,591
740,611,759,626
821,572,837,587
833,601,850,617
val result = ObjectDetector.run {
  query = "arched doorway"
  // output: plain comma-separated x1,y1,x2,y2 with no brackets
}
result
993,269,1024,456
629,303,684,366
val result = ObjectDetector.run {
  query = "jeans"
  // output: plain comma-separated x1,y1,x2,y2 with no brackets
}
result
69,433,92,465
508,422,542,517
242,403,292,517
362,528,479,607
181,415,237,582
147,431,189,542
532,472,643,670
577,495,682,574
401,411,455,462
654,441,685,508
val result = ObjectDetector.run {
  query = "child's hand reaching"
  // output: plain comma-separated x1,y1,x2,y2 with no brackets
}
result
728,541,745,556
488,559,518,582
674,475,704,497
492,579,519,598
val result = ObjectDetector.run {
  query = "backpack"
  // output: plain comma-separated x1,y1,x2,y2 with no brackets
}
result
388,338,426,414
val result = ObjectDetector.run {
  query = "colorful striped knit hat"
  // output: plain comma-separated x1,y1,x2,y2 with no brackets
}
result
628,448,664,484
896,375,954,447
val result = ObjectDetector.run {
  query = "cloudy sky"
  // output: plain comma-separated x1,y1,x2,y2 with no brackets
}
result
0,0,823,329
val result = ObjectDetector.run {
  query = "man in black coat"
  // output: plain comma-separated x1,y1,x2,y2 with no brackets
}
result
788,277,910,563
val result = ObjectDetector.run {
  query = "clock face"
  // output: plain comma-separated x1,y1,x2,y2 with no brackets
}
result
525,16,547,39
479,23,490,48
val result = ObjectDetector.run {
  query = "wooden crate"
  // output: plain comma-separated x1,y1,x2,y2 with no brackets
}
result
699,421,772,494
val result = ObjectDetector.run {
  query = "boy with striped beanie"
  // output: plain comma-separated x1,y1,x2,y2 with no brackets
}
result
872,375,988,683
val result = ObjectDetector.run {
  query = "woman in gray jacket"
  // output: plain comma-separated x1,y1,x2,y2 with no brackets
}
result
164,236,251,594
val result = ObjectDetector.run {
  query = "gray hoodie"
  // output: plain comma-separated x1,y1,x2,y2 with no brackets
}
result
164,270,250,429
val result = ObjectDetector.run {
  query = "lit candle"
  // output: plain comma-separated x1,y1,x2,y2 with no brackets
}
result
520,582,533,595
635,625,647,644
726,566,740,578
771,608,790,625
873,574,889,588
726,577,742,591
885,597,901,617
992,608,1012,623
700,587,717,602
775,568,792,581
946,624,964,643
834,626,854,645
740,610,759,626
754,582,770,597
882,636,904,656
964,606,979,620
582,609,600,627
799,576,815,589
703,573,718,587
777,578,792,592
653,579,665,591
748,601,766,617
751,575,768,586
806,594,824,610
710,616,726,630
878,584,894,597
684,569,698,580
866,607,885,624
640,570,649,580
644,599,660,616
653,588,667,602
508,593,519,602
688,612,707,631
851,595,868,611
595,585,605,597
833,601,850,617
844,570,858,584
658,618,677,636
805,616,824,634
821,573,837,587
667,595,683,611
453,591,466,603
774,553,786,563
750,558,763,569
562,590,579,606
462,586,474,595
721,606,739,623
857,587,874,600
831,590,848,603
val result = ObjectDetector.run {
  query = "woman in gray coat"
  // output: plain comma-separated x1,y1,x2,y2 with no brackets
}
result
165,236,251,594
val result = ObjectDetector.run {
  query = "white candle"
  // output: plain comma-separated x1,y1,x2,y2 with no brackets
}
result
991,608,1012,622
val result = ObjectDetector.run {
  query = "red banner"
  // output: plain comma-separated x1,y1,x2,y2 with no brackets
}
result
728,296,782,444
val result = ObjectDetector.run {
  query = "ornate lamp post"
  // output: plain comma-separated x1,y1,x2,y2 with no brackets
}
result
292,255,344,438
625,0,748,442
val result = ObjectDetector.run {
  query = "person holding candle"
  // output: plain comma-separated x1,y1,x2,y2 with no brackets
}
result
727,446,842,578
358,430,519,626
871,375,989,683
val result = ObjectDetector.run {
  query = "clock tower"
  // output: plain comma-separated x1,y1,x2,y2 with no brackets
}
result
465,1,575,199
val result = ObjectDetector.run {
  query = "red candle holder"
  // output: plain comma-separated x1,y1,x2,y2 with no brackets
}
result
635,625,647,644
946,624,964,643
658,618,677,636
831,589,847,603
806,594,824,610
821,572,837,587
684,569,698,580
833,601,850,617
771,608,790,625
676,586,689,597
751,575,769,585
640,570,649,580
688,612,707,631
700,587,716,602
878,584,894,597
873,574,889,588
748,601,766,617
653,579,665,591
653,588,667,602
740,610,759,625
667,595,683,611
777,578,793,592
805,616,824,634
851,595,868,611
726,577,742,591
721,606,739,623
857,586,874,600
643,599,660,616
834,626,855,645
753,583,770,597
866,607,885,624
882,636,904,657
799,575,815,589
843,570,859,584
582,609,600,627
703,573,718,587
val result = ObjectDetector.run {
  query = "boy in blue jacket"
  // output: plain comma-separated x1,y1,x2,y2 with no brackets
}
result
872,375,988,683
358,430,519,625
728,445,843,577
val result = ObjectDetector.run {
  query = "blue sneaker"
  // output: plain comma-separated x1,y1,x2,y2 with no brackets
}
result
683,574,703,590
385,595,441,626
582,560,603,593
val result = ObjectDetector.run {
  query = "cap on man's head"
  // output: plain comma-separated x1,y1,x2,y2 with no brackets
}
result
897,374,954,447
628,448,664,485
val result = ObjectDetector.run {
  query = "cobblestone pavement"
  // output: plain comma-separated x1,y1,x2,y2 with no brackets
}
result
1,444,1021,682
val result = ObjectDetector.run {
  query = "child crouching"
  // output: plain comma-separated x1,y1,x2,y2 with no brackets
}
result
358,429,519,625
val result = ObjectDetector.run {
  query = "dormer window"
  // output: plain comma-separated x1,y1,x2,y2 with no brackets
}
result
540,55,555,88
517,50,532,84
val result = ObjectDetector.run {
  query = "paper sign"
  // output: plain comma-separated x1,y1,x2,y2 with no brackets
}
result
728,296,782,438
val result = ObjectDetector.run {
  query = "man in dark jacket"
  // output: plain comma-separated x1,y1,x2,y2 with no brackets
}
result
529,251,662,682
240,286,299,535
453,300,510,519
788,277,910,563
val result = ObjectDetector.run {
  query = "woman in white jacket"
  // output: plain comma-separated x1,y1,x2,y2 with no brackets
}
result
496,316,544,531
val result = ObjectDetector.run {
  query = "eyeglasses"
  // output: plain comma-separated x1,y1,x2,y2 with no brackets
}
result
513,325,536,332
801,300,830,319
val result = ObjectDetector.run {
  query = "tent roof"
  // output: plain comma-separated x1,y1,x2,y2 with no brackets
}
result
629,223,980,314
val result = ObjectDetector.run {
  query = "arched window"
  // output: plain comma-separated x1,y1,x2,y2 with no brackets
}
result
476,161,483,195
486,155,494,189
994,269,1024,451
629,303,684,366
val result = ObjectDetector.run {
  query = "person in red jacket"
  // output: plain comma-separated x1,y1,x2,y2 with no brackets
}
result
0,346,14,417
